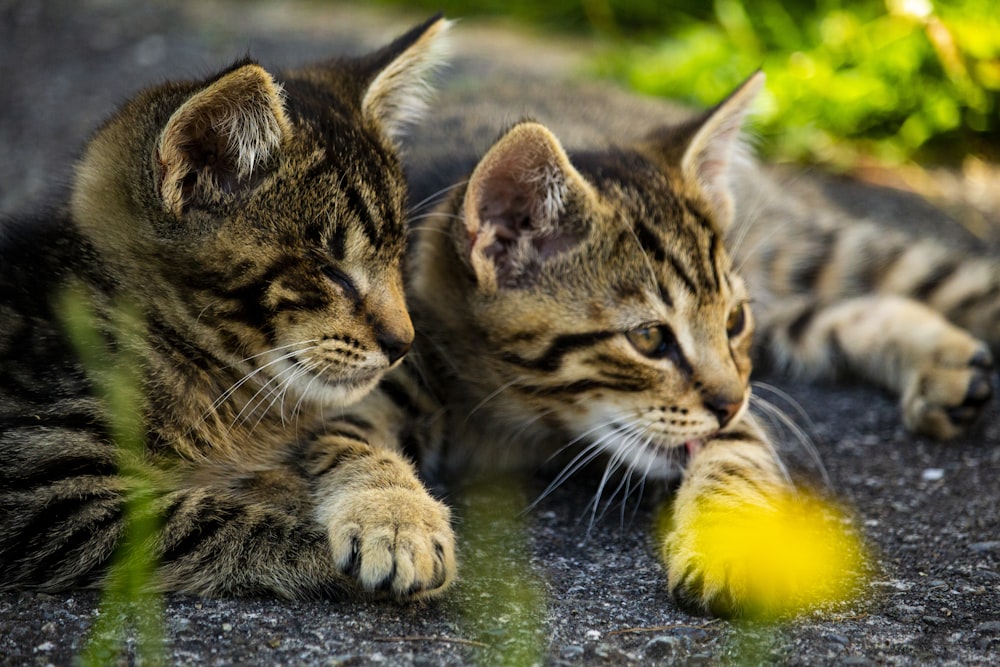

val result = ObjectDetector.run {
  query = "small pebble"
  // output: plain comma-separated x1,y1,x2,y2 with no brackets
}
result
644,635,679,659
921,468,944,481
978,621,1000,634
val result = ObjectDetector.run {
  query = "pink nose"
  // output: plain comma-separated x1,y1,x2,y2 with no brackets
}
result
705,394,742,428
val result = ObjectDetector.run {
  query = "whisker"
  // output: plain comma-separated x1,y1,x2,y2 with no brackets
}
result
749,396,828,486
292,361,334,428
624,435,660,527
529,420,632,511
232,355,309,430
586,438,633,535
464,377,525,423
529,441,606,511
587,424,649,534
407,178,470,216
254,358,324,433
407,211,467,225
209,344,317,415
752,380,818,432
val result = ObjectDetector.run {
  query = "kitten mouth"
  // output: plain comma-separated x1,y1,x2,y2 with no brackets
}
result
678,439,704,467
684,439,704,457
288,354,381,388
318,368,381,389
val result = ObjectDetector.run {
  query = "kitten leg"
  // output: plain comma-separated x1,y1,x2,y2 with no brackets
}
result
154,469,364,598
662,417,791,616
763,295,994,439
0,444,412,598
306,427,455,600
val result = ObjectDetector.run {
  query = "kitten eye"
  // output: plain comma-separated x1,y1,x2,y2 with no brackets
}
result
726,303,748,338
321,265,358,300
626,325,678,359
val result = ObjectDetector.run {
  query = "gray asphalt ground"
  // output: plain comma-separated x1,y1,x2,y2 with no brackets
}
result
2,2,999,665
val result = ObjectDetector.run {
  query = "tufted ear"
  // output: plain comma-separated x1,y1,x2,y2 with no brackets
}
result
462,122,595,293
156,61,290,217
358,14,451,140
678,71,763,230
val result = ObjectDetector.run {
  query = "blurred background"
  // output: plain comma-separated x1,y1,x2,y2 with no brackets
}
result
379,0,1000,171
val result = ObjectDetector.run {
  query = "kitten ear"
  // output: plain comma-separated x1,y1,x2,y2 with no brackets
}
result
463,122,594,292
358,14,451,140
157,61,291,217
677,71,763,230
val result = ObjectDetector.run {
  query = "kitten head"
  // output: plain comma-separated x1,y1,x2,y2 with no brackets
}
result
71,16,450,407
413,73,762,476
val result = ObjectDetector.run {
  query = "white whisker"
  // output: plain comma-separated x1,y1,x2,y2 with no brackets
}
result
463,377,526,423
586,424,649,534
749,393,827,486
529,420,633,511
208,343,317,415
250,358,322,433
232,354,309,430
407,178,470,216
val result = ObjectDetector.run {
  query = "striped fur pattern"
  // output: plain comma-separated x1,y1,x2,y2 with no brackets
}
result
336,71,997,616
0,16,456,599
739,198,997,439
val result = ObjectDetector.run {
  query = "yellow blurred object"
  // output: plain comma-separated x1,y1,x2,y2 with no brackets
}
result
660,489,868,620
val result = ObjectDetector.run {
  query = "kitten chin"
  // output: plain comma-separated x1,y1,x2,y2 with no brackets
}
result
276,359,387,408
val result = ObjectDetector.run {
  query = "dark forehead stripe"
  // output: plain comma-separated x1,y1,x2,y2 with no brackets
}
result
707,229,723,292
668,206,721,293
574,148,726,297
666,253,698,295
285,80,405,253
343,182,381,247
500,330,617,372
686,203,729,292
633,219,667,264
514,377,650,397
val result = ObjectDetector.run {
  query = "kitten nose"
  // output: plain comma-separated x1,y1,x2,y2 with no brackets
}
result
377,330,412,365
705,393,742,428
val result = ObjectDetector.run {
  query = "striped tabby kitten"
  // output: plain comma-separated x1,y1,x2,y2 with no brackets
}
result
0,17,456,599
336,72,997,615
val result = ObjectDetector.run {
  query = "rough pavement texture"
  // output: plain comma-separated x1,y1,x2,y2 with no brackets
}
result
2,1,999,665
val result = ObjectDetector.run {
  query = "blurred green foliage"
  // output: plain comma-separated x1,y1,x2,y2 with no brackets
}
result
384,0,1000,167
457,477,547,666
60,284,165,667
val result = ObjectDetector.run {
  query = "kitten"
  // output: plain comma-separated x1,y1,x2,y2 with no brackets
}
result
0,16,456,600
334,70,997,615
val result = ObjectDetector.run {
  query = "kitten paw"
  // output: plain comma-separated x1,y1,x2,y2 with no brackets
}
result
325,486,455,599
661,491,865,619
902,341,994,440
665,543,740,617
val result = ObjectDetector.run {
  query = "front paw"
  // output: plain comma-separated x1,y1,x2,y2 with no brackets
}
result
323,486,456,599
660,491,865,619
902,339,994,440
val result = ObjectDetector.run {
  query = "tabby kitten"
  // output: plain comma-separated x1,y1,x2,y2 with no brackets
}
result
337,71,997,616
0,17,456,600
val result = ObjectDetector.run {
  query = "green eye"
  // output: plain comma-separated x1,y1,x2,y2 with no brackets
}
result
626,325,677,359
726,303,747,338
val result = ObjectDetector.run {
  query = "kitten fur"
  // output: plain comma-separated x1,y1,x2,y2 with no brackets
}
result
334,70,997,616
0,16,458,600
